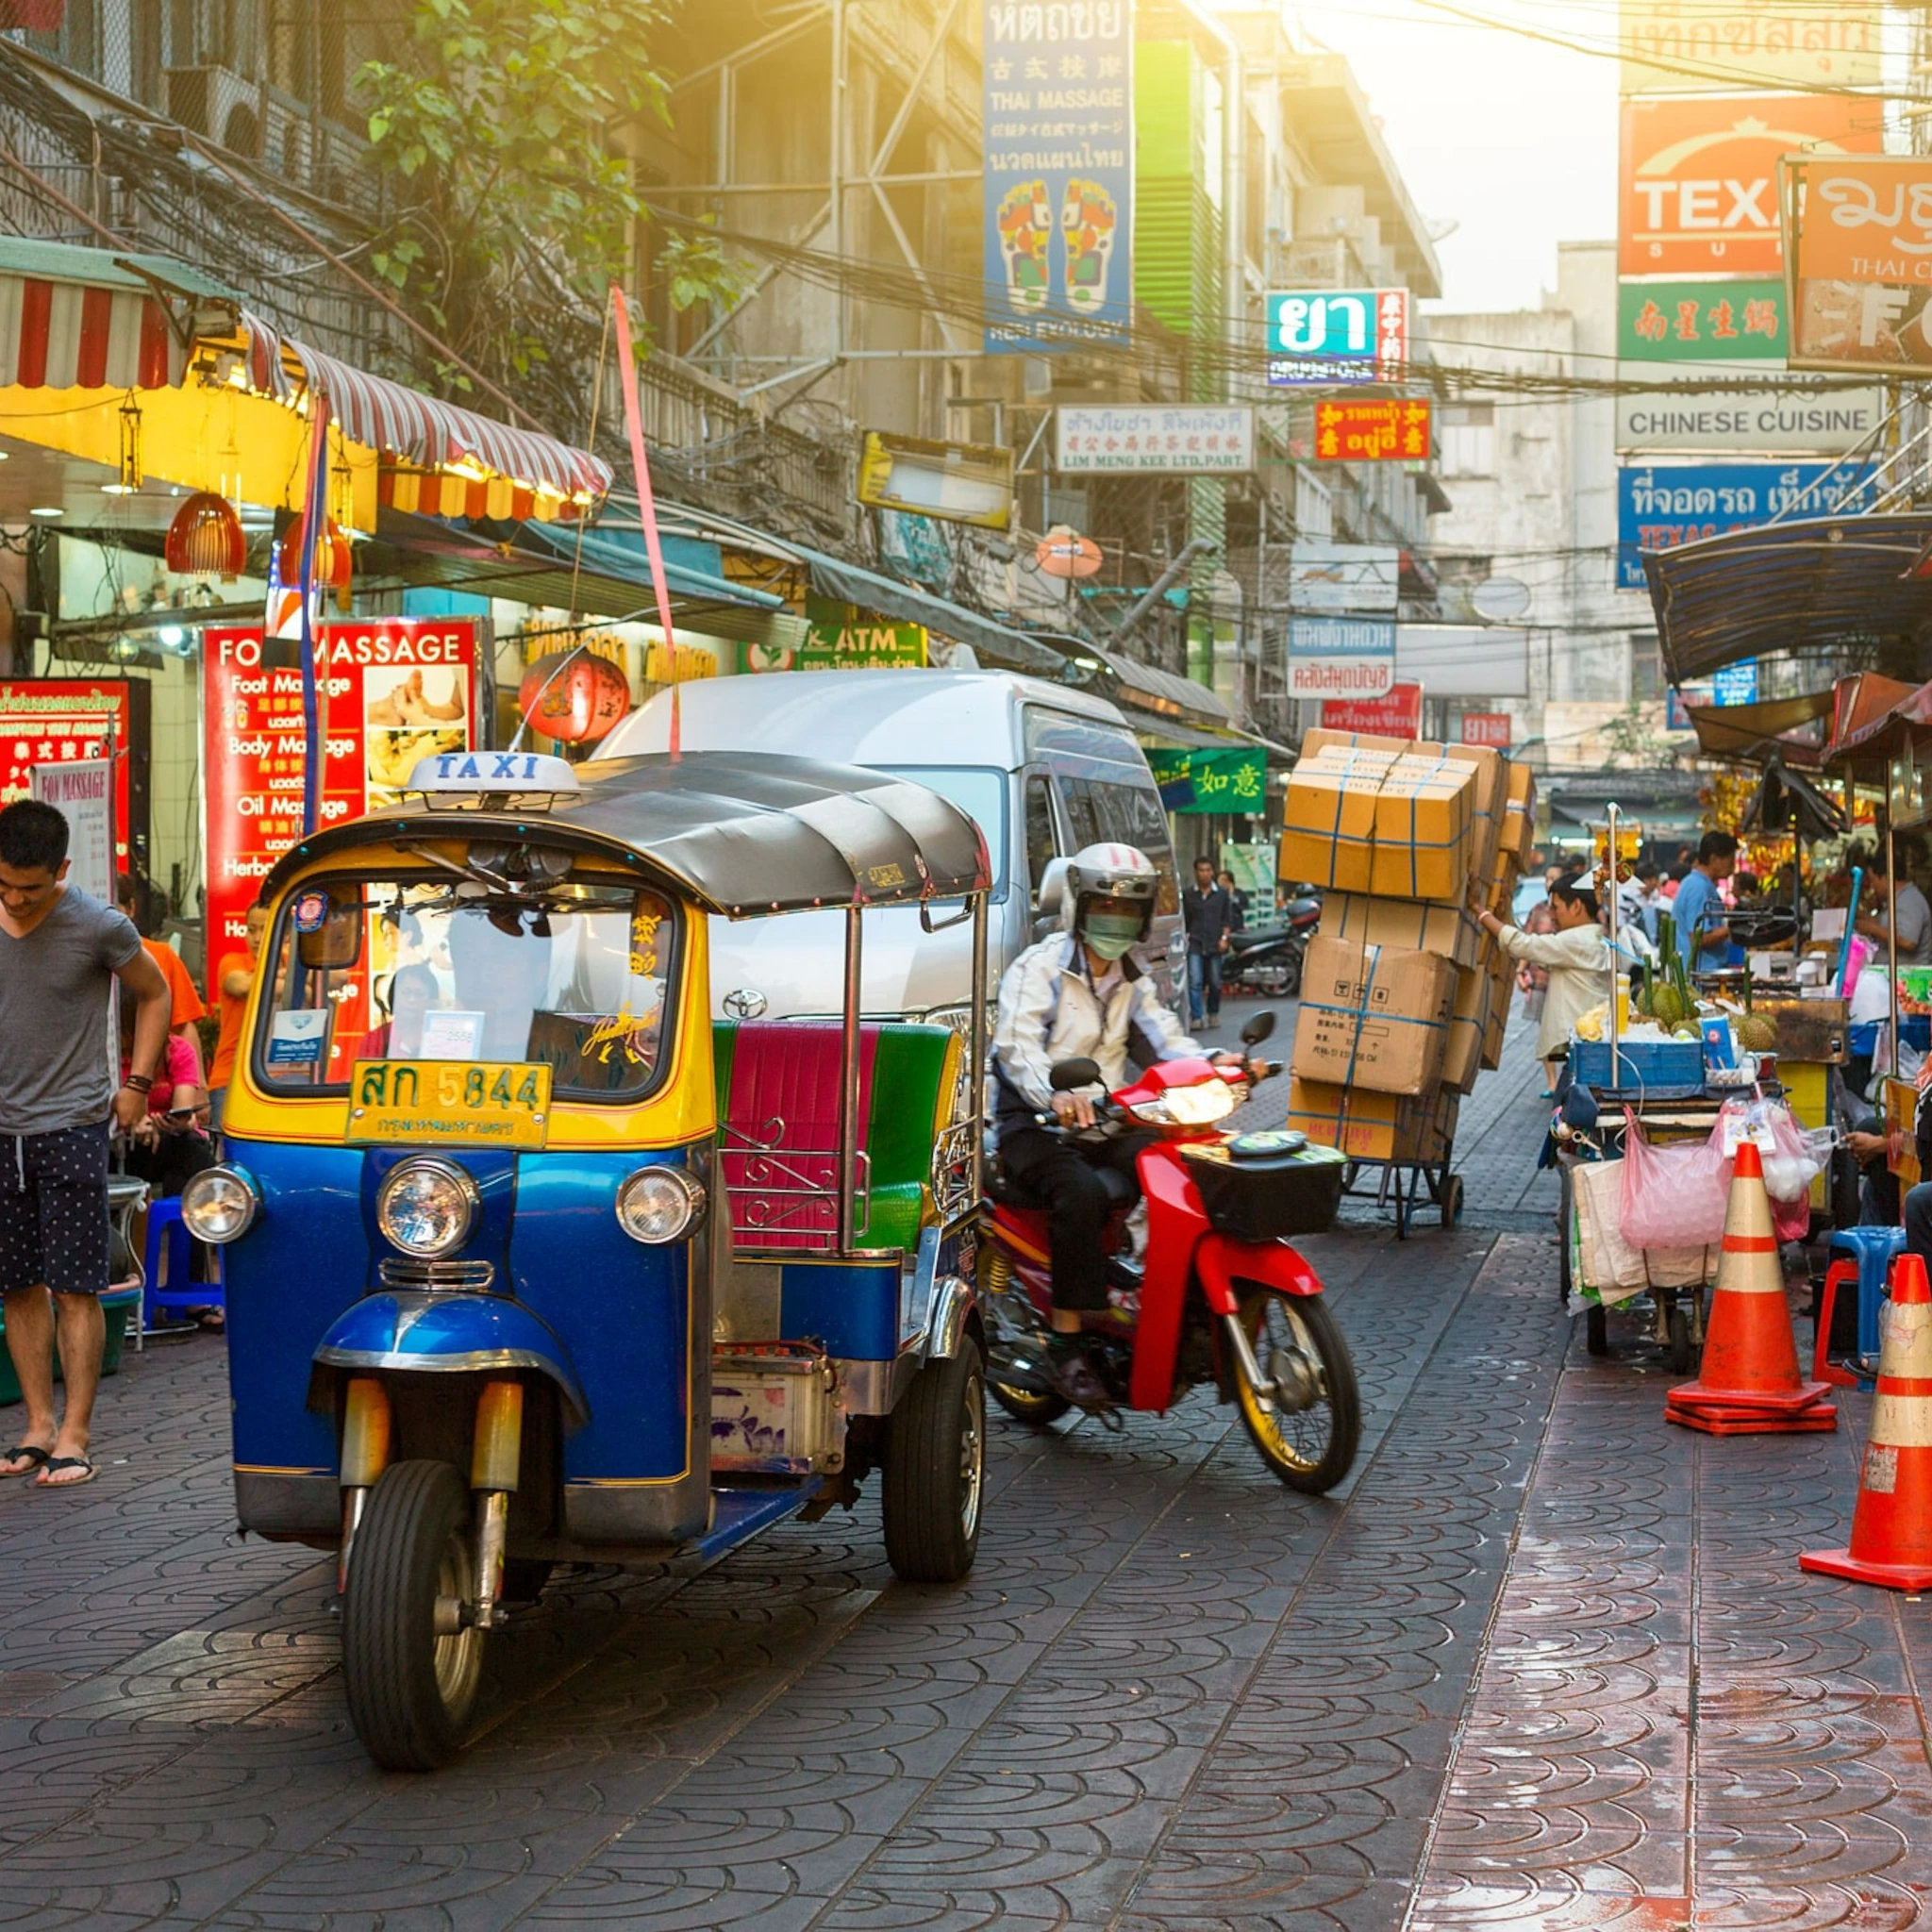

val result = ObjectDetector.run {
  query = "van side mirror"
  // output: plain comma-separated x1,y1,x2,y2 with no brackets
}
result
1035,855,1070,919
1049,1057,1102,1091
1241,1009,1276,1049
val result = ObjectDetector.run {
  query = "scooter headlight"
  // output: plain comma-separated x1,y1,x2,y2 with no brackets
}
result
376,1158,478,1257
1158,1079,1238,1126
179,1166,259,1244
616,1167,705,1243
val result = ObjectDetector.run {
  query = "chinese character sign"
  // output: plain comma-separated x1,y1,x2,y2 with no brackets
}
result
1146,748,1267,815
1616,462,1878,584
1312,400,1432,463
982,1,1133,356
1786,158,1932,376
1055,405,1253,475
0,680,135,868
1265,289,1409,386
1618,278,1787,363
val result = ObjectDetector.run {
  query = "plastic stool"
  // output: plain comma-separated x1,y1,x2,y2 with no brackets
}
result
1815,1225,1905,1390
141,1199,223,1334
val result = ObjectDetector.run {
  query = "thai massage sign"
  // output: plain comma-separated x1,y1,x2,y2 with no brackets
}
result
1312,400,1431,463
1785,158,1932,375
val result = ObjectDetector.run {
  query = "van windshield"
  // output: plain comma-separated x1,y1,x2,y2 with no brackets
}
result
873,766,1007,891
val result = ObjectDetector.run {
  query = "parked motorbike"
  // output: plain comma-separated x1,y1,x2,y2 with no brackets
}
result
978,1011,1361,1492
1224,892,1320,999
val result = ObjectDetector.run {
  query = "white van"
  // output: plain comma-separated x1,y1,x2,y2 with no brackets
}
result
598,669,1183,1018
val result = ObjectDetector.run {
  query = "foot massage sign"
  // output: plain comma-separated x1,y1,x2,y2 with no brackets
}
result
981,1,1132,354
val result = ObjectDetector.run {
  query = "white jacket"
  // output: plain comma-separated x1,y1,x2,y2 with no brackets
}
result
991,932,1198,1126
1499,920,1617,1060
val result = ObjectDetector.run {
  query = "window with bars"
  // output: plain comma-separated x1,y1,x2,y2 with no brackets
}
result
1439,404,1495,478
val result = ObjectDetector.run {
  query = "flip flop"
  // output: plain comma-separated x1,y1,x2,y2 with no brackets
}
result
0,1445,51,1478
35,1456,95,1490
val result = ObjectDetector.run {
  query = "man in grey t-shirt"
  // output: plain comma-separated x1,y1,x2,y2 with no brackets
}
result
0,799,169,1490
1855,845,1932,968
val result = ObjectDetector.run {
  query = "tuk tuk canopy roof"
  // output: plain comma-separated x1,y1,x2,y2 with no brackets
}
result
263,751,993,918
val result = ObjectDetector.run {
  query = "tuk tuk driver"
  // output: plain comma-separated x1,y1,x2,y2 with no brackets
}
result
991,842,1241,1404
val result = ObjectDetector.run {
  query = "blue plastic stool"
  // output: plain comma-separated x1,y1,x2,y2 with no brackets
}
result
1815,1225,1904,1391
141,1199,223,1334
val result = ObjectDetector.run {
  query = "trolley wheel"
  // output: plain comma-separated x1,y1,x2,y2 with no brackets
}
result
1667,1299,1695,1375
341,1459,485,1772
1440,1174,1464,1230
1230,1287,1360,1494
882,1336,986,1584
1586,1303,1610,1357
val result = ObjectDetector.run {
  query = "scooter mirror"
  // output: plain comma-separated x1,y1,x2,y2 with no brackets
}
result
1049,1057,1102,1091
1240,1009,1277,1048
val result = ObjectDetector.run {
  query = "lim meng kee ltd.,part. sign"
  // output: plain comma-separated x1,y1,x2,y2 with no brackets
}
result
1056,406,1253,475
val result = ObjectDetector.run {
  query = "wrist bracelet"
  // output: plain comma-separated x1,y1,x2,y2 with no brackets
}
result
124,1074,154,1093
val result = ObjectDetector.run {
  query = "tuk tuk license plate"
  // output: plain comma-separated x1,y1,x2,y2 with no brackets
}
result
346,1061,555,1150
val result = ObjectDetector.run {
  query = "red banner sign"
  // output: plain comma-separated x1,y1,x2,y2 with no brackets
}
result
1321,684,1423,737
202,622,480,1015
1,679,134,868
1313,399,1431,462
1461,711,1513,749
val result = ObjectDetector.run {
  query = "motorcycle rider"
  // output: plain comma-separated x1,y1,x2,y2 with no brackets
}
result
991,842,1235,1404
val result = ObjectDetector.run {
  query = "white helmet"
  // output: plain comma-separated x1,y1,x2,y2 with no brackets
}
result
1062,841,1159,941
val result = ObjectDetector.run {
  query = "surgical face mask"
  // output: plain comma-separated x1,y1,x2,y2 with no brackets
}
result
1083,912,1141,960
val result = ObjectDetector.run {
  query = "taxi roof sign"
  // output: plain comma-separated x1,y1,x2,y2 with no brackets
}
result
407,750,582,794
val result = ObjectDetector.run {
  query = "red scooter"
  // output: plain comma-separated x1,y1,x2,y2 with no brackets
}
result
979,1011,1361,1493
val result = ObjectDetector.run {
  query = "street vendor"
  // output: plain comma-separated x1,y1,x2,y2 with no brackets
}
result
1471,873,1617,1075
1671,832,1738,973
1853,845,1932,968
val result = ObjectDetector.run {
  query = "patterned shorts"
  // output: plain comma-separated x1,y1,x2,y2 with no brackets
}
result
0,1123,110,1297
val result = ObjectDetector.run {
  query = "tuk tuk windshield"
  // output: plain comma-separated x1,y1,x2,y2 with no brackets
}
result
254,873,677,1101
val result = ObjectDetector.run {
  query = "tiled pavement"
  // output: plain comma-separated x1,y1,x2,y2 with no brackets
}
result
0,1015,1928,1929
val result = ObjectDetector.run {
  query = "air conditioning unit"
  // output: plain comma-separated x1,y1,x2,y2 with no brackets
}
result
164,66,261,155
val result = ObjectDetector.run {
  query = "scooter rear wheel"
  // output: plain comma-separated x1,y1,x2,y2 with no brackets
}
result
1231,1288,1359,1494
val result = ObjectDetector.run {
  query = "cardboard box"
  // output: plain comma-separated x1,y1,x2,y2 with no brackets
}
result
1286,1076,1458,1164
1480,978,1508,1069
1301,728,1506,887
1319,891,1485,970
1280,746,1476,903
1291,936,1456,1095
1502,761,1537,868
1443,959,1496,1092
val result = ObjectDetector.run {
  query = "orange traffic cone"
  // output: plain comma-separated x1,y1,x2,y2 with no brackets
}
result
1801,1252,1932,1591
1666,1140,1837,1436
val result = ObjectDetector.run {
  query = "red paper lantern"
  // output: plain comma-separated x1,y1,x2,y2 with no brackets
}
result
282,509,353,591
163,491,246,578
517,649,632,744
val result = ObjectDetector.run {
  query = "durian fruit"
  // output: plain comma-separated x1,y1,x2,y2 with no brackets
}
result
1737,1013,1779,1055
1652,980,1689,1028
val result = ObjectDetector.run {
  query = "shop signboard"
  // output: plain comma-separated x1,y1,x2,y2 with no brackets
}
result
1619,92,1879,277
0,678,142,868
1312,399,1432,462
1289,541,1400,614
1618,1,1880,95
1321,684,1423,737
1287,616,1396,700
28,759,115,903
1616,460,1879,586
202,621,480,1027
1613,362,1885,453
780,598,929,672
1460,712,1513,750
1785,157,1932,375
1055,405,1253,475
1712,659,1759,706
1618,278,1787,361
1146,747,1267,815
981,0,1133,355
1264,288,1409,386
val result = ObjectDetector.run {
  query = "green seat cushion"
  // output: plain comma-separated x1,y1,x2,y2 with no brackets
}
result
711,1020,738,1116
865,1024,958,1194
857,1182,926,1254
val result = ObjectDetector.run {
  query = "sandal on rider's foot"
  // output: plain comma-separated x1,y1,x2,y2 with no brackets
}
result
35,1456,96,1490
0,1444,51,1478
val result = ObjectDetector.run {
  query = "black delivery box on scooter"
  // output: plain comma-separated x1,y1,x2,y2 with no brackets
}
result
1180,1132,1347,1241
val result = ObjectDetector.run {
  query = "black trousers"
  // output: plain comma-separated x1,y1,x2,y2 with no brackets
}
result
999,1125,1153,1313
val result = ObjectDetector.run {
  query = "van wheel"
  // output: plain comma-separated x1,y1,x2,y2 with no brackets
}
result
882,1338,985,1583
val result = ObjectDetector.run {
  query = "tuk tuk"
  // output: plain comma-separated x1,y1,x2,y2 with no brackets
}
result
180,748,993,1770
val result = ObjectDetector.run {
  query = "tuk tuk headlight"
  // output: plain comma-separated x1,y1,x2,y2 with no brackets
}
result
616,1167,705,1244
376,1158,478,1258
180,1166,259,1244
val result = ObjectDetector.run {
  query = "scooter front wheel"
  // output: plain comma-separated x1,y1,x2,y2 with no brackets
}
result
341,1458,485,1771
1230,1288,1360,1493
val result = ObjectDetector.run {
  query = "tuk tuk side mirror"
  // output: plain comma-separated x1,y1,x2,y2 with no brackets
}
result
1241,1009,1276,1049
1050,1056,1102,1091
295,898,363,971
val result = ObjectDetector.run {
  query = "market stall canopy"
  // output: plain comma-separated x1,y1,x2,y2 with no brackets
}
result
1644,513,1932,684
1825,673,1924,765
1739,757,1849,841
1682,688,1835,768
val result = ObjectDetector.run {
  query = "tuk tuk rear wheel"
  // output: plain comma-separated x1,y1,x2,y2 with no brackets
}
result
882,1337,985,1584
341,1459,485,1771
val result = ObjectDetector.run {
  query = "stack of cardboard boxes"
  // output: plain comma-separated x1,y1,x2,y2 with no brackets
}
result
1276,729,1538,1163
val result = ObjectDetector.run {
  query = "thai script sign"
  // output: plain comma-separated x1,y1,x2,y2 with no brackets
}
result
0,679,139,869
1616,461,1879,585
1287,617,1397,700
1288,541,1401,614
1614,362,1886,453
1785,157,1932,375
1264,289,1409,386
1460,713,1512,751
1312,399,1432,462
981,0,1133,355
1619,92,1879,277
1618,278,1786,361
1619,1,1879,95
793,597,927,671
1322,685,1423,738
1055,405,1253,475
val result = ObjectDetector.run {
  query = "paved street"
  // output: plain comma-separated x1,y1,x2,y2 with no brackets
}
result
1,1014,1928,1929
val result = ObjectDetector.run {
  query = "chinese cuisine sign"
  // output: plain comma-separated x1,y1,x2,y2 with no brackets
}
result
1312,400,1431,463
1785,158,1932,375
1617,278,1786,362
1619,92,1879,277
1618,2,1879,96
1146,748,1267,816
981,0,1133,355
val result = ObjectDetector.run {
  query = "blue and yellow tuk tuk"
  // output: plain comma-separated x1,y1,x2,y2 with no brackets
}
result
181,749,992,1768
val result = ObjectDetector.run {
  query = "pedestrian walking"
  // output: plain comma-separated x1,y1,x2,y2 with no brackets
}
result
0,799,171,1490
1181,856,1238,1029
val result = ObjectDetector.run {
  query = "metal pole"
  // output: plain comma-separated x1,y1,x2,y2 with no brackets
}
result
829,0,845,362
838,904,863,1251
1607,802,1621,1063
969,891,989,1210
1890,819,1902,1078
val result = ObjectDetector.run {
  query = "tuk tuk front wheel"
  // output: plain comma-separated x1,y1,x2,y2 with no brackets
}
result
882,1337,986,1584
341,1459,485,1771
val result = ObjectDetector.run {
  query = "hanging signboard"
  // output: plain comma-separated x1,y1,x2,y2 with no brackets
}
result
1146,747,1268,816
0,678,145,869
857,431,1013,529
790,597,928,671
1288,541,1401,613
1613,363,1886,453
202,621,480,1024
1287,616,1396,700
1264,289,1409,386
1055,405,1253,475
981,0,1133,356
1619,92,1880,278
1618,278,1787,362
1312,399,1432,462
1460,712,1513,750
28,758,115,903
1712,659,1759,706
1616,460,1880,586
1784,156,1932,375
1321,684,1423,738
1618,2,1880,95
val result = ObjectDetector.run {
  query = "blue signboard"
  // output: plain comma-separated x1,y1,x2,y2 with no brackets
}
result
1711,660,1758,707
1265,289,1409,387
981,2,1133,357
1617,462,1879,590
1286,615,1398,700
